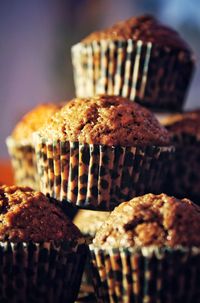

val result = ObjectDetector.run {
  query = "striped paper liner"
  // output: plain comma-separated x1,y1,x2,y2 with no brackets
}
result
90,245,200,303
72,39,194,111
34,133,174,210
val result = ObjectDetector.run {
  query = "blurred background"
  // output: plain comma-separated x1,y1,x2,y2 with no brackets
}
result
0,0,200,157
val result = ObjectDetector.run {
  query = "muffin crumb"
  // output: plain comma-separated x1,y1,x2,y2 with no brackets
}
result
82,14,190,50
38,95,170,146
12,103,63,141
162,109,200,138
93,193,200,248
0,185,82,242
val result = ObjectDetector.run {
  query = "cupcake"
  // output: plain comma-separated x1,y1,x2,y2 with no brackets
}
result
90,193,200,302
6,103,63,190
161,109,200,203
0,185,87,303
34,95,173,210
72,14,195,111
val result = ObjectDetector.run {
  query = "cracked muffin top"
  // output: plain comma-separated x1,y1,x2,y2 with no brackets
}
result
11,103,63,142
37,95,170,146
0,185,83,243
81,15,190,50
161,109,200,139
93,193,200,248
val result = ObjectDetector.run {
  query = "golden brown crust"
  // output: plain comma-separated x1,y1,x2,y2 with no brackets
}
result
82,15,190,50
161,109,200,138
93,193,200,248
0,185,83,242
38,95,170,146
12,103,63,141
73,210,110,237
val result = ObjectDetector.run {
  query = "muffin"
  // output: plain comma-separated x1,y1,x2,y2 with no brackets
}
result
74,210,110,241
154,112,177,124
90,193,200,302
0,185,87,303
6,103,63,190
33,95,173,210
73,209,110,293
161,109,200,203
72,14,195,111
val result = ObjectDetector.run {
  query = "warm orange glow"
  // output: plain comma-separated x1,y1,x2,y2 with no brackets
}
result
0,160,14,186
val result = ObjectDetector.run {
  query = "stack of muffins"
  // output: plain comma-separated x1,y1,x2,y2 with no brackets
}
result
4,14,200,303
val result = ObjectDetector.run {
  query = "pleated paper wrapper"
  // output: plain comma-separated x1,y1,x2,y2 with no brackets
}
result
163,133,200,204
89,245,200,303
0,240,87,303
34,133,174,210
6,136,40,190
72,39,194,111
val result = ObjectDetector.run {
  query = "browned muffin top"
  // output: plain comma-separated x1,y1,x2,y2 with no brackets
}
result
38,95,170,146
74,210,110,237
93,193,200,248
0,185,83,243
82,15,190,50
12,103,63,141
162,109,200,138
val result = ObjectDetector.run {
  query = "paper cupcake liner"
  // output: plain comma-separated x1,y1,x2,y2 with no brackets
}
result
72,40,194,111
34,134,174,210
89,245,200,303
0,240,87,303
163,135,200,204
6,136,39,190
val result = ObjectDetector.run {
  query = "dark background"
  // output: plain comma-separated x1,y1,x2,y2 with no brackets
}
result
0,0,199,157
